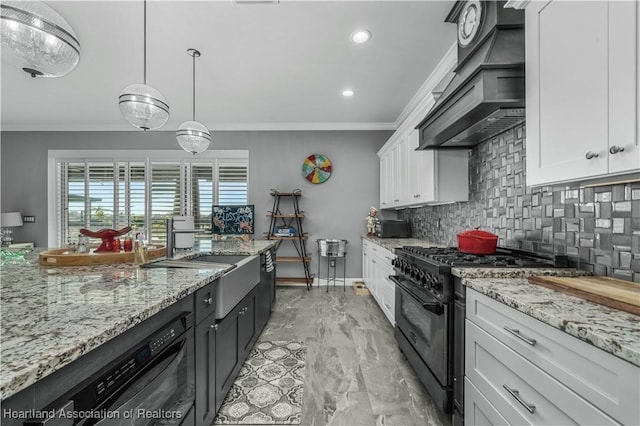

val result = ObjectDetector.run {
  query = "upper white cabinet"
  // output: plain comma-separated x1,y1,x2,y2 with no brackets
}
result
525,0,640,186
378,129,468,209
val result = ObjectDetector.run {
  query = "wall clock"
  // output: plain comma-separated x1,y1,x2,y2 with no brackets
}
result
457,0,483,47
302,154,332,184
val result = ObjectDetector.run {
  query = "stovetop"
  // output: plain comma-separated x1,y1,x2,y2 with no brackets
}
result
399,246,568,268
392,246,568,302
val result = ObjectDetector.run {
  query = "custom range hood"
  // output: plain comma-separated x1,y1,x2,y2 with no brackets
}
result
417,1,525,150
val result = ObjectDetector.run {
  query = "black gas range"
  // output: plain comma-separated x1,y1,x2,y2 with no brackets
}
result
391,245,568,424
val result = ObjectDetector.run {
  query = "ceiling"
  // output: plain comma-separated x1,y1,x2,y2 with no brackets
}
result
1,0,456,132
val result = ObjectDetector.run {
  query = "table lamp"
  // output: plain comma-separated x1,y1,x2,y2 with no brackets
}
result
1,212,23,246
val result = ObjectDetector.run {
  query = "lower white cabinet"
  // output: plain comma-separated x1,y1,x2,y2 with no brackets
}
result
465,289,640,426
362,239,395,325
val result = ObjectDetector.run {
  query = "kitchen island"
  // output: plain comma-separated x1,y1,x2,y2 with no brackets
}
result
0,240,275,407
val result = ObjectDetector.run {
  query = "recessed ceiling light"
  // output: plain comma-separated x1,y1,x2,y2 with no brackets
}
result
342,89,355,97
351,29,371,44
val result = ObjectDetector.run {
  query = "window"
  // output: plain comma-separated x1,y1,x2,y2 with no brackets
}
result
49,150,248,247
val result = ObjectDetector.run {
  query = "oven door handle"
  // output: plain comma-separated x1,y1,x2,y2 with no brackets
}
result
389,275,445,316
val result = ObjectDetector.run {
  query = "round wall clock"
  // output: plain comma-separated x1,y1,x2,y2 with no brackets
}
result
302,154,332,184
458,0,483,47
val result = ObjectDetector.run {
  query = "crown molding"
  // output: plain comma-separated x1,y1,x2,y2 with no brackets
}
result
1,121,397,132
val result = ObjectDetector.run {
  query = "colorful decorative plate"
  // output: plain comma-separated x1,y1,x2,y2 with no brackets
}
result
302,154,332,184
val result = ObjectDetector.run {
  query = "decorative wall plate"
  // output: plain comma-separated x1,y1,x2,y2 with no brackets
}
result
302,154,332,184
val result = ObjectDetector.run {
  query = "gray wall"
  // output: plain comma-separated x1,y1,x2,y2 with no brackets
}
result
1,130,391,278
399,124,640,282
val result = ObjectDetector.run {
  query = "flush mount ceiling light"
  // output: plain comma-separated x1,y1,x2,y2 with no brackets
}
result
118,0,169,131
350,29,371,44
0,1,80,78
342,89,355,97
176,48,211,155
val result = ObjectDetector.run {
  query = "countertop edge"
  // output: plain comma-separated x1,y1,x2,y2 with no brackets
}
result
463,277,640,367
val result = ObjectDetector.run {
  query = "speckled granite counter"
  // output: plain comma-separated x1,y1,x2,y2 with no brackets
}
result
362,235,443,253
177,239,276,258
463,276,640,367
452,266,591,279
0,240,276,401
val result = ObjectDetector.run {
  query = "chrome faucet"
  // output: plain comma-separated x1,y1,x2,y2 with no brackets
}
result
165,218,209,258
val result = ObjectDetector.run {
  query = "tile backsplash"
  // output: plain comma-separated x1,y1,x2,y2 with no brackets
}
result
399,124,640,282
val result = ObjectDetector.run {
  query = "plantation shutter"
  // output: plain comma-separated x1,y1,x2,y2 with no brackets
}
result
150,163,184,243
218,162,248,205
53,152,248,247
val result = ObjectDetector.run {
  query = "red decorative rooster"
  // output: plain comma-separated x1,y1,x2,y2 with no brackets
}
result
80,226,132,252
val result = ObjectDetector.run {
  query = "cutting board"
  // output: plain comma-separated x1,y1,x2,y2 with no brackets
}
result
527,275,640,316
39,246,166,266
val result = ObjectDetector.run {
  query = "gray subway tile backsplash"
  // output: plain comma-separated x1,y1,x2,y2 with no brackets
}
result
398,124,639,282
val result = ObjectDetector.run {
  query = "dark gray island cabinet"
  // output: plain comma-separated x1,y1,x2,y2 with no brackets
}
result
1,244,277,426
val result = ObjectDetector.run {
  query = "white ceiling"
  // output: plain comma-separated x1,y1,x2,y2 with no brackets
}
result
0,0,456,131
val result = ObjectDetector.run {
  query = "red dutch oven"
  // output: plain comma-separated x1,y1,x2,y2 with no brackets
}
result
457,228,498,255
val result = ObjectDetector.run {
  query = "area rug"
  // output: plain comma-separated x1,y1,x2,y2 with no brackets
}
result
213,341,306,425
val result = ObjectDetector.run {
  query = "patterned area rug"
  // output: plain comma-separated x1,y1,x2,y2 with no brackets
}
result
214,341,306,425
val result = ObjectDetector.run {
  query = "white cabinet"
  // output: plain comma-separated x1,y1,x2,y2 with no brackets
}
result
361,239,395,325
378,129,468,209
465,289,640,426
526,0,640,185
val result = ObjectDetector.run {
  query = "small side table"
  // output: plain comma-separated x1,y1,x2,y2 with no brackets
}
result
317,252,346,292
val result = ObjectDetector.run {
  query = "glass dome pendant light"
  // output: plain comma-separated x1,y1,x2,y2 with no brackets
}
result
176,48,211,155
0,1,80,78
118,0,169,131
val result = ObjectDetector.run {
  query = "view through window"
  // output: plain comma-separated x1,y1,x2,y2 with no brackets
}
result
53,152,248,247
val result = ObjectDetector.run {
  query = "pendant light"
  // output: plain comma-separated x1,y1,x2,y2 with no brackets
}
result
0,1,80,78
118,0,169,131
176,48,211,155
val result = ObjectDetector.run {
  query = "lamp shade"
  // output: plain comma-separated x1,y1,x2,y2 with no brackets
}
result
119,83,170,131
177,121,212,154
0,1,80,78
1,212,23,227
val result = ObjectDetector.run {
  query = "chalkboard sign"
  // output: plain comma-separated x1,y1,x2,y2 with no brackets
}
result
212,205,255,234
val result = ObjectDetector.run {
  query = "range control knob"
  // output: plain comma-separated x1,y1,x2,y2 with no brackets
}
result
411,268,420,279
417,271,427,285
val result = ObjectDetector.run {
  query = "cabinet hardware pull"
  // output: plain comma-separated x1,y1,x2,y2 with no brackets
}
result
372,259,377,264
503,385,536,414
609,145,625,155
210,324,218,330
204,297,212,305
585,151,599,160
394,199,399,202
504,327,536,346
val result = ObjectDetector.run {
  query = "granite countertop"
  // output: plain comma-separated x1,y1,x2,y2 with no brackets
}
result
463,276,640,367
0,240,276,401
362,235,444,253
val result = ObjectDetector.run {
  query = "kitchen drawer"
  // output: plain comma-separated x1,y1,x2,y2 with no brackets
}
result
194,280,217,325
466,289,639,426
465,377,509,426
466,320,620,425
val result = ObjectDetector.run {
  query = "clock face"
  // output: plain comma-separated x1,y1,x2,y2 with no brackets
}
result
458,0,483,47
302,154,332,184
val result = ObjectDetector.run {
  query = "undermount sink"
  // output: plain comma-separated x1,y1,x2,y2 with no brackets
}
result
143,254,260,319
142,259,236,270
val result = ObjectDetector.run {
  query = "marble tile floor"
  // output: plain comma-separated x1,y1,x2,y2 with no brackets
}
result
256,286,452,426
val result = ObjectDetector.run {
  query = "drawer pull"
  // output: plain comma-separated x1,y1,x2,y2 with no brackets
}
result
203,297,213,305
504,326,536,346
503,385,536,414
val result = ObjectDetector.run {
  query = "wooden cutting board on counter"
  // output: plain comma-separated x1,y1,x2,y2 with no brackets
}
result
527,275,640,316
